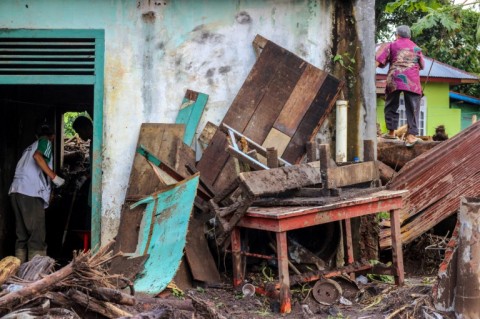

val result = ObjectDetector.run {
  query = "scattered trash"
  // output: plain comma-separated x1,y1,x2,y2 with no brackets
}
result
356,275,369,285
242,283,255,297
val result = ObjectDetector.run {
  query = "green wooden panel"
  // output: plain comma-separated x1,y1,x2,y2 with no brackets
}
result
0,75,95,84
131,174,199,294
91,34,105,251
0,29,104,38
175,89,208,147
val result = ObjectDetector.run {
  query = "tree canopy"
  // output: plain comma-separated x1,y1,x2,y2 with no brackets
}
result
375,0,480,96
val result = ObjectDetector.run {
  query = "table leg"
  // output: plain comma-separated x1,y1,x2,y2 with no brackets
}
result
344,219,355,280
276,231,291,313
231,227,243,287
344,219,354,264
390,208,405,285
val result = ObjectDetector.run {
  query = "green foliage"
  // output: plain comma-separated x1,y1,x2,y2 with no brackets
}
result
64,111,91,138
367,260,395,283
171,286,184,298
261,265,275,282
367,273,395,284
333,52,356,74
377,211,390,220
385,0,443,13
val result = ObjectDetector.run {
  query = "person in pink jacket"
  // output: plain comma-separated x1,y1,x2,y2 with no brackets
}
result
376,25,425,147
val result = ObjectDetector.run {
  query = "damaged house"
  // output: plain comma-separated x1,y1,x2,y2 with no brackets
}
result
0,0,376,257
2,0,480,318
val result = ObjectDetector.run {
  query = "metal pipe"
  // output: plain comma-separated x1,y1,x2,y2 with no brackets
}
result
335,100,348,162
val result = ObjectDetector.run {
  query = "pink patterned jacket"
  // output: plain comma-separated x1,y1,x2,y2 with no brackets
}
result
376,38,425,95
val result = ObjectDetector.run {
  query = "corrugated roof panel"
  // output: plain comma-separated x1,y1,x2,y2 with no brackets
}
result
380,121,480,248
376,57,479,80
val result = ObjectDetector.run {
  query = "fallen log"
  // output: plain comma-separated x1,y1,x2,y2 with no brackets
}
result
0,255,87,312
377,161,396,185
90,287,136,306
67,289,132,318
0,241,117,314
377,140,441,170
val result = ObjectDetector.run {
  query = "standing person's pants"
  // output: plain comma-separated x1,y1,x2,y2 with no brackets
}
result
10,193,47,258
384,90,422,136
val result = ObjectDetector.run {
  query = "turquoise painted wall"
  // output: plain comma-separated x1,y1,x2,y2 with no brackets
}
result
0,0,338,244
376,82,461,137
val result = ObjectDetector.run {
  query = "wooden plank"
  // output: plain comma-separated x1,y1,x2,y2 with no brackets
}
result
252,34,268,57
274,64,328,137
239,164,322,197
196,133,230,187
173,257,193,290
196,41,286,186
198,121,218,151
242,52,306,142
212,46,305,192
212,156,239,192
127,124,185,196
185,217,221,284
115,124,186,254
282,75,343,164
175,90,209,147
262,128,291,158
326,162,379,189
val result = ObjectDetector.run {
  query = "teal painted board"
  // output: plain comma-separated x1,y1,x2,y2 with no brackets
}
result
175,90,208,147
130,174,199,294
91,34,105,251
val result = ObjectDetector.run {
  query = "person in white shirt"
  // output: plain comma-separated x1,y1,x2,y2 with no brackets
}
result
9,124,65,262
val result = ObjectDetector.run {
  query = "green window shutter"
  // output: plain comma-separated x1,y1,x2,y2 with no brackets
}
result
0,37,95,76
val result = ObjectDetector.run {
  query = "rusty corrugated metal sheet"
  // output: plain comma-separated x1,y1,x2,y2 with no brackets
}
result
380,121,480,249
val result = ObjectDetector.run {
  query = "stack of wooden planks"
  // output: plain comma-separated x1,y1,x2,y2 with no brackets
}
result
196,35,343,192
380,121,480,249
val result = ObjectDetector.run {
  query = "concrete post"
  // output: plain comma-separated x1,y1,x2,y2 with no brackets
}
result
455,197,480,318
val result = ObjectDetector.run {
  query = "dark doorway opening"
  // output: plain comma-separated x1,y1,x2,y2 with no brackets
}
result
0,84,93,263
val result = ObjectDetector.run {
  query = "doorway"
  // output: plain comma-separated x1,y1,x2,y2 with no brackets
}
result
0,30,104,259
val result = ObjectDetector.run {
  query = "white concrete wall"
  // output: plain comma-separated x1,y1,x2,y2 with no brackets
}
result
0,0,342,243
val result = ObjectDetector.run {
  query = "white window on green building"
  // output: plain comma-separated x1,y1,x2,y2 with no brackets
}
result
398,93,427,136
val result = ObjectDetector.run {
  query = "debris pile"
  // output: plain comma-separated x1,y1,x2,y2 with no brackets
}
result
0,242,195,318
380,120,480,248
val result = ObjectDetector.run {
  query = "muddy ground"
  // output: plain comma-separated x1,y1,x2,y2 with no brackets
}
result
160,232,455,319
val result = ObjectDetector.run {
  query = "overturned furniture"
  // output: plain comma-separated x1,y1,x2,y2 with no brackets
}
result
210,163,322,245
230,189,407,313
210,140,404,313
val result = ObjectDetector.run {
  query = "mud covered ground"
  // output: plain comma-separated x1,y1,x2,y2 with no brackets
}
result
161,232,456,319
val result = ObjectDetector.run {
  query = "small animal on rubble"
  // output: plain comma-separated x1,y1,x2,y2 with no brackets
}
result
432,125,448,141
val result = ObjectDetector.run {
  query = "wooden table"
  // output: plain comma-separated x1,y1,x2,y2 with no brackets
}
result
230,189,407,313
